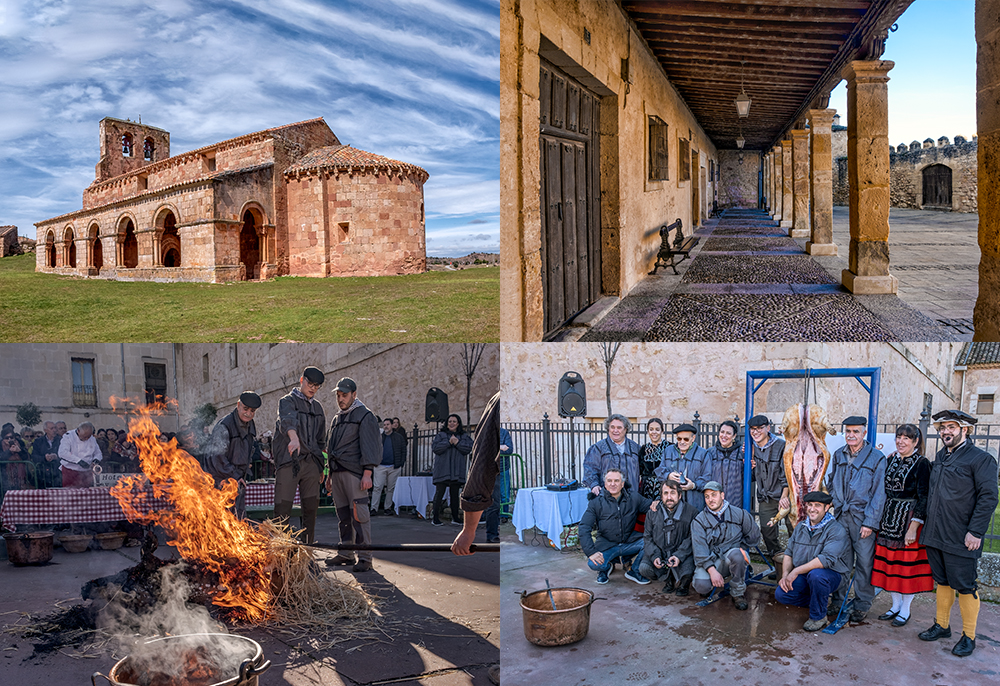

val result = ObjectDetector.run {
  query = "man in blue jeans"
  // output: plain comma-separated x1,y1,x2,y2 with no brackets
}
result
483,426,513,543
578,468,653,585
776,490,851,631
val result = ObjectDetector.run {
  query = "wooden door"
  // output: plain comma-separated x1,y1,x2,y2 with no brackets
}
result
922,164,952,209
539,59,600,337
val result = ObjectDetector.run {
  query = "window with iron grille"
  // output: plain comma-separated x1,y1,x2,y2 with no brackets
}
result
648,116,668,180
144,362,167,405
977,393,995,415
71,358,97,407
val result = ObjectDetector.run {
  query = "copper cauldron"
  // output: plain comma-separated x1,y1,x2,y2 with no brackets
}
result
92,633,271,686
520,587,598,646
3,531,54,565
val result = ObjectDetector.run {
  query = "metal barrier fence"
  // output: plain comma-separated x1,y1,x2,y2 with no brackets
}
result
504,416,1000,543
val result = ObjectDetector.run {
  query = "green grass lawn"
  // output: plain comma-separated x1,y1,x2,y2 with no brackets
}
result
0,254,498,342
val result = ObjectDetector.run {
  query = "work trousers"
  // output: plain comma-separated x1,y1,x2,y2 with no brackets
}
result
371,464,401,512
273,457,321,544
637,552,695,582
693,548,749,597
831,510,877,613
758,497,791,557
328,469,373,562
776,568,843,620
586,538,644,573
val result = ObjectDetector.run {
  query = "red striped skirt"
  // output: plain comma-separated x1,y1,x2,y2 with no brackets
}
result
872,541,934,594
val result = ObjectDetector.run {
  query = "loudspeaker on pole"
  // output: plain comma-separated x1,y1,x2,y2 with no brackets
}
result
558,371,586,417
425,387,449,422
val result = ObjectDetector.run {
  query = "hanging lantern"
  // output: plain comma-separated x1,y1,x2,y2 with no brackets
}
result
736,135,745,149
734,60,751,118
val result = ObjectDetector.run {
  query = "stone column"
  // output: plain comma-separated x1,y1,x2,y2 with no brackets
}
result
116,239,123,267
771,146,783,222
842,60,897,294
764,153,771,211
975,0,1000,339
152,231,162,267
780,140,793,228
790,129,811,237
806,108,838,255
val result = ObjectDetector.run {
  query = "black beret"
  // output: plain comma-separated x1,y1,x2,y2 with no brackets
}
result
673,423,697,435
932,409,978,426
842,415,867,426
302,366,325,384
747,415,770,428
803,491,833,504
239,391,262,409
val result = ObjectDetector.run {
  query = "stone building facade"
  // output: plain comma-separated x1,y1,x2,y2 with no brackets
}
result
832,132,978,213
957,342,1000,423
716,150,761,210
34,117,427,283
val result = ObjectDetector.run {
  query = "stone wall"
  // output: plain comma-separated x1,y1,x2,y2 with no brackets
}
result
832,132,977,212
500,342,965,428
717,150,760,209
962,366,1000,422
1,225,21,256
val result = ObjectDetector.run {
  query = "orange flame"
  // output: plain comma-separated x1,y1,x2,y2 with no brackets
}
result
109,398,272,621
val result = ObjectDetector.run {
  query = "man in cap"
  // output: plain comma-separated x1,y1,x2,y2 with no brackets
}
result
207,391,261,518
775,491,850,631
917,409,998,657
272,366,327,544
654,423,711,511
748,414,789,575
324,377,381,573
826,415,886,623
690,480,761,610
637,479,696,595
578,468,654,585
583,414,640,496
57,421,102,488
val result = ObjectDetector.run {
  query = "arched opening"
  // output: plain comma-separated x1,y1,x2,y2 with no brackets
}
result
239,209,261,280
122,132,133,157
89,224,103,269
144,138,154,161
159,211,180,267
122,219,138,268
63,227,76,268
922,164,952,209
46,231,56,268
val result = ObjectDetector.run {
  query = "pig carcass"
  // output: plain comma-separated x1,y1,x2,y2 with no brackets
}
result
769,404,834,528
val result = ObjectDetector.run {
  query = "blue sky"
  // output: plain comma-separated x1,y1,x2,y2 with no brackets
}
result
0,0,499,257
829,0,976,145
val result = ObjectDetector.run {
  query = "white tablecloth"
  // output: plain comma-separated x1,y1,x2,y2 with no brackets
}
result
512,487,589,549
393,476,435,518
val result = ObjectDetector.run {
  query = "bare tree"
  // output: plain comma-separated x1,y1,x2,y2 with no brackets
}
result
600,343,621,417
461,344,487,425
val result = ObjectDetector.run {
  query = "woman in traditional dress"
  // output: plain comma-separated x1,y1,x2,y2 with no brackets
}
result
872,423,934,627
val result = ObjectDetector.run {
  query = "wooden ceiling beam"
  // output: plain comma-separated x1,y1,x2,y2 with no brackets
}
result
621,2,870,24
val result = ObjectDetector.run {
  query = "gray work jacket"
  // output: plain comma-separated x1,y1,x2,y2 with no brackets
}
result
827,441,886,530
784,516,851,574
691,503,761,569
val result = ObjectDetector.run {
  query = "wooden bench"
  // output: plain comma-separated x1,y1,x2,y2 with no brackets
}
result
648,218,699,275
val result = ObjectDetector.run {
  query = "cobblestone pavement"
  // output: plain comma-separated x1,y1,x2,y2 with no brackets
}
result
575,208,970,342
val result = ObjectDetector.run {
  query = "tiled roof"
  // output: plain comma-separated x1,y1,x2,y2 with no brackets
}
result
285,145,429,180
956,342,1000,366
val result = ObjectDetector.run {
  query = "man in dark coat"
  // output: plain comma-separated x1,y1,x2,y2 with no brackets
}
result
917,410,999,657
578,468,654,585
775,491,851,631
748,414,789,571
654,423,711,512
273,366,327,544
637,479,695,595
453,392,500,555
691,480,761,610
826,415,886,622
207,391,261,518
31,421,62,488
324,377,381,573
583,414,640,495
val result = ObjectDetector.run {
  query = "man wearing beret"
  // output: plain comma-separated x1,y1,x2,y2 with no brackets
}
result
324,377,382,573
207,391,261,518
775,491,851,631
826,415,886,623
748,414,789,575
273,366,327,544
918,410,999,657
654,423,711,512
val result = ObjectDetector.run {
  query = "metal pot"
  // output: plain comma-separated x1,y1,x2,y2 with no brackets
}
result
520,587,598,646
3,531,54,566
92,633,271,686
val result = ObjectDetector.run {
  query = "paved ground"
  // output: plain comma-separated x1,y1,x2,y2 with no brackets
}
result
501,531,1000,686
564,207,978,342
0,512,499,686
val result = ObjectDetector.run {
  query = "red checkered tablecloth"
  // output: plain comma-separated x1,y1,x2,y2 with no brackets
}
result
0,486,170,532
244,482,300,511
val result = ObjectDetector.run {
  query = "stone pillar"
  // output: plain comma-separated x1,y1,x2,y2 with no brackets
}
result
842,60,897,294
152,231,162,267
790,129,811,238
780,140,793,228
771,146,783,221
764,153,771,211
975,0,1000,339
116,239,123,267
806,108,838,255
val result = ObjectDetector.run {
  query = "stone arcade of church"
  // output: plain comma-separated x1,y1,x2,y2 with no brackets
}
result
35,117,428,282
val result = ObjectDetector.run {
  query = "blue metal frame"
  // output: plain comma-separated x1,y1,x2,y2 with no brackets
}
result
742,366,881,515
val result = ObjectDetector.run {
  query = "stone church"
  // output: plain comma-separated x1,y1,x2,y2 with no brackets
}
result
35,117,428,282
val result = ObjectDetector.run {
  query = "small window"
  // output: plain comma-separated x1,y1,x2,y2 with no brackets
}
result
338,222,350,242
230,343,238,369
71,358,97,407
144,362,167,405
977,394,995,415
137,173,148,191
122,133,133,157
648,116,668,180
143,138,154,161
202,354,210,384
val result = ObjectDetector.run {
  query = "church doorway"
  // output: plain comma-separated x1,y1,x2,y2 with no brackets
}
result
239,210,261,280
122,220,138,268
